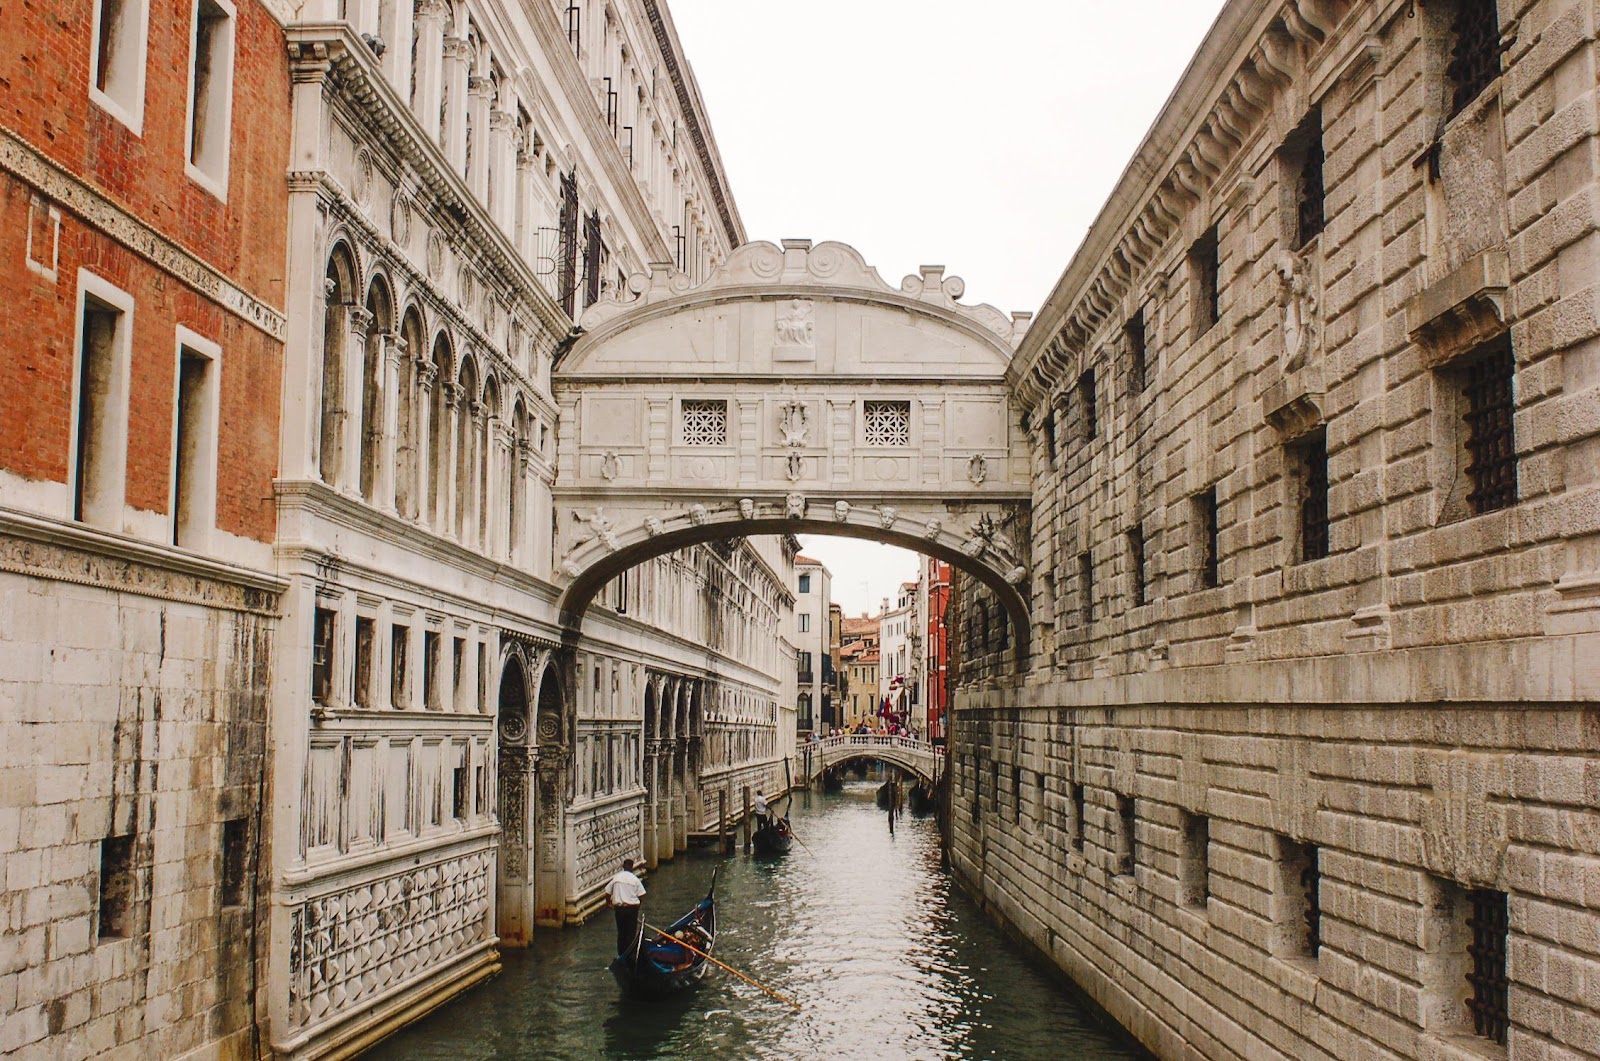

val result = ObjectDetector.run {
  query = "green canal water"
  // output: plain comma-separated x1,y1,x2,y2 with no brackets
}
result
366,781,1146,1060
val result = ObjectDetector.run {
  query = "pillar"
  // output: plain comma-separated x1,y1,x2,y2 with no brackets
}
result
414,358,436,525
342,308,373,497
378,332,403,513
412,0,447,140
442,382,461,539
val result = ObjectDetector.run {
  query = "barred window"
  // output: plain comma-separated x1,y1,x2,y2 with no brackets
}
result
1462,336,1517,514
1466,888,1509,1045
1196,486,1221,589
1126,525,1146,607
863,400,911,446
1125,310,1147,396
1077,368,1097,440
1070,782,1086,853
681,399,728,446
1285,108,1325,250
1078,550,1093,625
1294,429,1330,562
1447,0,1503,119
1190,226,1220,335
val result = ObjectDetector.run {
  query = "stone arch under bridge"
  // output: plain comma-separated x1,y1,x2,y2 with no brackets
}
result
551,239,1035,656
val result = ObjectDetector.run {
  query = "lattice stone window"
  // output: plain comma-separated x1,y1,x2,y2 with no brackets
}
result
863,400,911,446
681,399,728,446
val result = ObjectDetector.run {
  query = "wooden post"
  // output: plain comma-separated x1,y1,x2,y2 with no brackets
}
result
718,789,730,855
742,785,752,852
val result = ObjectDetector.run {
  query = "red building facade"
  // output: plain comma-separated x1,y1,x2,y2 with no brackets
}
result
924,557,951,742
0,0,288,1055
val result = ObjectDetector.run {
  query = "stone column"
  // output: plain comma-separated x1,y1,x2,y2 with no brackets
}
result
482,415,506,559
468,400,486,552
380,0,414,97
442,36,470,171
415,359,436,526
467,75,492,198
442,381,462,539
412,0,447,140
515,144,537,261
513,439,533,565
489,107,517,233
378,332,403,514
643,744,659,867
496,744,536,945
343,307,374,497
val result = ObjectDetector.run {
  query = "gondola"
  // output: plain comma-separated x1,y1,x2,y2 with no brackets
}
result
752,814,793,856
907,783,935,816
609,868,718,998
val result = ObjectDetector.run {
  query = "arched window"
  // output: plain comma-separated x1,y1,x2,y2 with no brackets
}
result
397,307,425,518
319,245,358,486
455,358,479,541
427,332,453,527
360,277,393,503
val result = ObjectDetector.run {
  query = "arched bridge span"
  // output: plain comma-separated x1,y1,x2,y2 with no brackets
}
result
550,239,1035,656
800,734,941,787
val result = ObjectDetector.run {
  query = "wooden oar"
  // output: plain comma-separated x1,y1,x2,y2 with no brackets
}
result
783,821,817,858
642,922,802,1012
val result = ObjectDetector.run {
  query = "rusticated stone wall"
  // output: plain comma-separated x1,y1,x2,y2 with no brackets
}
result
956,0,1600,1058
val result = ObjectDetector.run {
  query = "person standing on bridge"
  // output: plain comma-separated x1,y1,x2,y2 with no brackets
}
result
607,858,646,959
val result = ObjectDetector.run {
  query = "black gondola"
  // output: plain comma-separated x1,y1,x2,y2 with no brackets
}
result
752,815,793,856
609,868,718,998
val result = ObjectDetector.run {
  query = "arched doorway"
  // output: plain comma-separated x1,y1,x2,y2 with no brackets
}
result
495,650,532,944
496,646,572,939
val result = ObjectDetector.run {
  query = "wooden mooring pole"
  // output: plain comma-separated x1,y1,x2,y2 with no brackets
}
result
742,785,752,852
719,789,730,855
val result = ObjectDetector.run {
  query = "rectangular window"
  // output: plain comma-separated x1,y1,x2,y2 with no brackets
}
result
452,746,469,820
1196,486,1221,588
1011,766,1023,824
681,399,728,446
1115,794,1136,877
73,281,133,528
171,335,218,549
863,400,912,446
477,642,487,713
1070,782,1086,853
1190,225,1220,335
390,625,409,708
219,818,247,909
185,0,234,195
353,616,375,708
90,0,149,131
1284,108,1325,250
1125,310,1147,396
1077,368,1097,440
423,630,441,710
1461,335,1517,515
1447,0,1503,119
1425,877,1510,1046
98,834,135,938
1294,429,1330,561
452,637,465,711
1127,525,1147,607
1180,812,1210,908
1042,407,1057,467
798,574,811,594
1078,551,1093,625
1275,836,1321,958
613,569,629,614
311,607,335,705
799,613,811,633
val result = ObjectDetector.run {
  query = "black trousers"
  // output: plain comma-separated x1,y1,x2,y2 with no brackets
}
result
614,903,640,956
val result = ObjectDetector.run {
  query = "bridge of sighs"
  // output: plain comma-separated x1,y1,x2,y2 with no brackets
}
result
549,238,1036,653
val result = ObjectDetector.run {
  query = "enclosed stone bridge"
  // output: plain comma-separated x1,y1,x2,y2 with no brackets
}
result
550,239,1035,653
800,734,941,787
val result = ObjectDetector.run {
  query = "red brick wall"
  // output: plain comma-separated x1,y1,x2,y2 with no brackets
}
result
0,0,287,544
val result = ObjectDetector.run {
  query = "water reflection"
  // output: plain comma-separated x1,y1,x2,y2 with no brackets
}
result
368,781,1145,1060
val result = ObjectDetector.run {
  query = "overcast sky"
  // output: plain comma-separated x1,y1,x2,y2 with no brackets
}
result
669,1,1228,616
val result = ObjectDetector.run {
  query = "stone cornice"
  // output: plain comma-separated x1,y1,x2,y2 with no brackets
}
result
1008,0,1369,408
0,127,287,341
640,0,745,248
286,26,570,342
0,506,285,614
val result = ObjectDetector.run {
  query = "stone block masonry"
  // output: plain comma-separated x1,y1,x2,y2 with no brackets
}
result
957,0,1600,1058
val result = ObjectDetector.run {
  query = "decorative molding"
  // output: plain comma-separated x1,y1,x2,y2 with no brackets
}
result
0,128,286,341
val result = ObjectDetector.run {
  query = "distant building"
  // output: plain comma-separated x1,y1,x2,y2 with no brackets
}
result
923,558,952,741
827,601,845,729
793,555,831,734
839,613,880,727
878,582,920,727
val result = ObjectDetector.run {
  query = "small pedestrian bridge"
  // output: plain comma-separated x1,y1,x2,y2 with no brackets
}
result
800,734,941,787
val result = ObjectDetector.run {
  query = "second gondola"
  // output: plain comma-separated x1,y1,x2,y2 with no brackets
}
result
609,869,718,998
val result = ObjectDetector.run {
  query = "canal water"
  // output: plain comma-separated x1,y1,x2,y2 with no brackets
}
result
368,781,1145,1060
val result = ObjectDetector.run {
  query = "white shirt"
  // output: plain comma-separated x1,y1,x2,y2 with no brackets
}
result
754,793,769,815
607,869,646,906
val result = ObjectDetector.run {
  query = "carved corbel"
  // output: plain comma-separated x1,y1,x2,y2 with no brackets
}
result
1281,5,1324,47
1294,0,1339,39
1173,158,1208,200
1236,60,1275,111
1256,28,1298,85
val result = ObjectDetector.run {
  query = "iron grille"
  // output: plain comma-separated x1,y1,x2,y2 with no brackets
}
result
1463,337,1517,514
1192,226,1220,334
564,3,581,54
311,608,335,704
1448,0,1503,118
1466,888,1509,1044
1198,487,1220,588
1126,311,1147,394
1294,117,1326,248
582,210,602,309
1299,431,1330,561
1127,526,1146,607
603,78,618,134
557,172,578,318
1300,842,1321,956
1078,368,1097,440
1078,551,1093,625
1071,783,1086,852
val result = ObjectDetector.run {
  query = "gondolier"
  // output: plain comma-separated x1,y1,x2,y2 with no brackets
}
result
754,788,770,826
607,858,646,957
